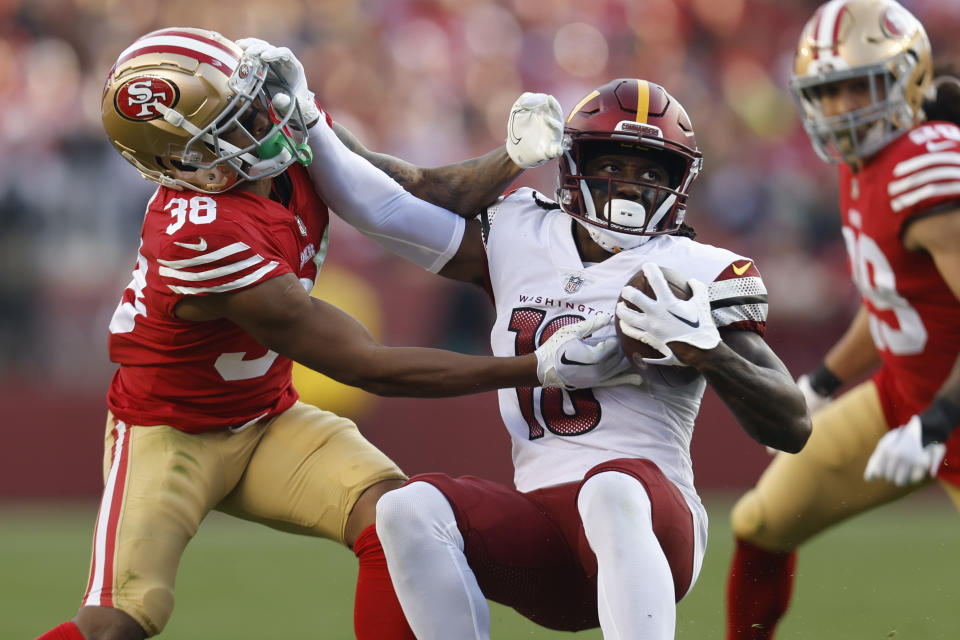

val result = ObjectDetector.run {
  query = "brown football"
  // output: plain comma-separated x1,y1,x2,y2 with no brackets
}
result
616,265,702,387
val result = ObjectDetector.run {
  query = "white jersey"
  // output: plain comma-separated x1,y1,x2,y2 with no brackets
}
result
483,188,768,502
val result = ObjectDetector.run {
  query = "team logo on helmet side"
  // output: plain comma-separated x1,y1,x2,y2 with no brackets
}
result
114,76,180,121
881,5,910,38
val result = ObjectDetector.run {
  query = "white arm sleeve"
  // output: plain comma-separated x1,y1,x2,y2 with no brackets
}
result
306,118,465,273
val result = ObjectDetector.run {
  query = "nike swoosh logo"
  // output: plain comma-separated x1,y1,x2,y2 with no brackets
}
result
732,261,753,276
926,140,957,153
668,310,700,328
508,125,522,144
508,110,524,145
173,238,208,252
560,353,590,366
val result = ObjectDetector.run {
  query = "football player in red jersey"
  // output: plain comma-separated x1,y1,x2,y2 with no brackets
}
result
726,1,960,637
282,57,812,636
35,28,640,640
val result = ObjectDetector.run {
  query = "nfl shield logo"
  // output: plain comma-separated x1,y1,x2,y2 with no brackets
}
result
564,274,584,294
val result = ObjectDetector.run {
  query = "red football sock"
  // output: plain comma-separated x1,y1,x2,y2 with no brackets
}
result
35,621,85,640
353,523,415,640
726,537,797,640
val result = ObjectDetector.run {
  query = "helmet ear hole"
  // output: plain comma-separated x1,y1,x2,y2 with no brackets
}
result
926,64,960,124
167,158,192,171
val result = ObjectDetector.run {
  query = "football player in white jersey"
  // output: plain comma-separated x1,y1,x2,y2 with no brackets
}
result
726,1,960,637
262,56,810,637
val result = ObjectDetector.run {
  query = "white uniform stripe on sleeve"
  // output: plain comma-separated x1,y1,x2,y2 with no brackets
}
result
167,261,279,294
86,421,128,606
709,276,766,301
713,305,768,328
118,35,238,70
893,152,960,177
158,242,250,269
890,182,960,212
159,255,264,282
888,167,960,196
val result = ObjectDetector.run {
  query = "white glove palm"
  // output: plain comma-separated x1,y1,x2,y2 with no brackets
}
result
506,92,564,169
236,37,321,127
615,263,720,364
535,313,643,390
864,415,947,486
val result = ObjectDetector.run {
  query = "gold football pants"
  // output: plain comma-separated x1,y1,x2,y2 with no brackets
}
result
732,380,960,551
82,401,406,635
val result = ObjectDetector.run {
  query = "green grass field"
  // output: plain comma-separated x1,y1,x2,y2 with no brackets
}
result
5,492,957,639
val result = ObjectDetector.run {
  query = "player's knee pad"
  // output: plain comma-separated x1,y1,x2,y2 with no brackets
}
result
578,471,653,532
375,481,462,551
730,489,767,542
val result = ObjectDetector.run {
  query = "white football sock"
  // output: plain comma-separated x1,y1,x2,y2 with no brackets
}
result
376,481,490,640
577,471,676,639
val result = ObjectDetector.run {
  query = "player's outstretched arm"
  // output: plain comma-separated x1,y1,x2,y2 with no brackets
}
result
332,91,564,217
332,123,521,218
239,37,562,217
174,274,636,397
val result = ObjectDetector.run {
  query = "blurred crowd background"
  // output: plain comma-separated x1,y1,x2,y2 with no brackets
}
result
2,0,960,495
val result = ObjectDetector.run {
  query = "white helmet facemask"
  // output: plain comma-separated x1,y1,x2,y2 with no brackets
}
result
573,160,681,253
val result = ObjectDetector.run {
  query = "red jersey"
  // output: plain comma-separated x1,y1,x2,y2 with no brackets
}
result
837,121,960,481
107,164,330,433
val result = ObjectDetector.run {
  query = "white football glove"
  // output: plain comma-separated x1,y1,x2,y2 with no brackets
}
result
236,37,321,127
797,373,832,414
864,415,947,486
615,263,720,365
506,92,564,169
535,313,644,390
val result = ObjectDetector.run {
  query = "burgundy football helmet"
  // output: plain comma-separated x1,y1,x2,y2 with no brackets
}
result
557,79,703,252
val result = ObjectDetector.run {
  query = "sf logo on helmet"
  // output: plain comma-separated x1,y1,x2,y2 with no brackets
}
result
882,5,910,37
115,77,180,121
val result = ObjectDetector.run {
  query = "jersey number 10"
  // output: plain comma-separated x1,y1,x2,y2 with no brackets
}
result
508,307,601,440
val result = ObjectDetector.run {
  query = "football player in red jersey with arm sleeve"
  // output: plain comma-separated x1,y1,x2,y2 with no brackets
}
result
34,28,638,640
273,50,811,635
726,1,960,638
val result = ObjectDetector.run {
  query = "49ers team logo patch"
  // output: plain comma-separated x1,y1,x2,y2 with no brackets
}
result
115,76,180,121
881,6,910,38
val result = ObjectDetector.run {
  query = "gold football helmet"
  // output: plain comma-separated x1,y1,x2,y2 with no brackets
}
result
102,27,313,193
790,0,933,165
